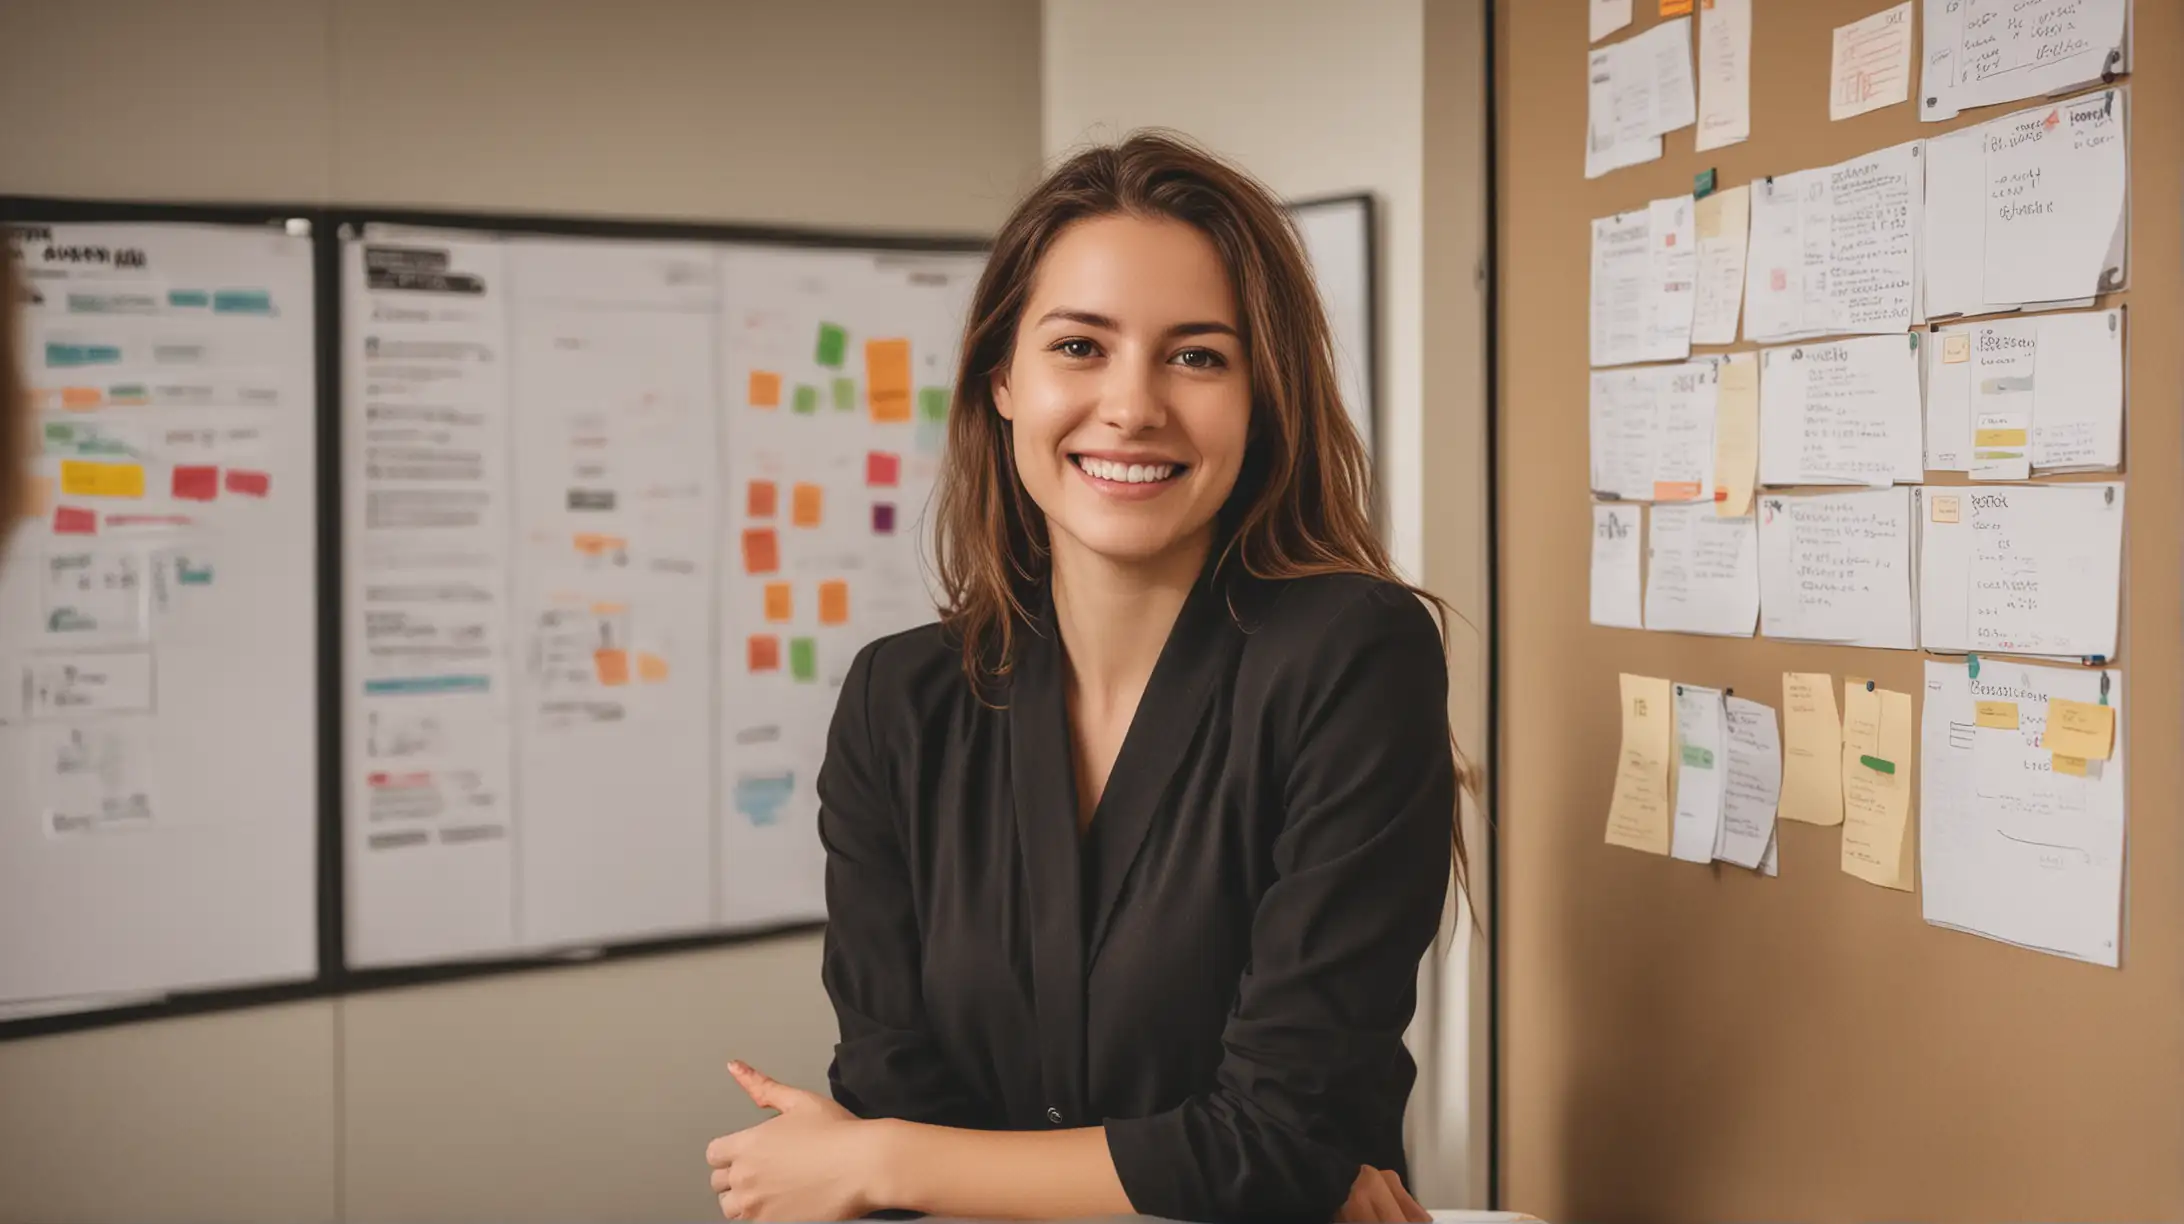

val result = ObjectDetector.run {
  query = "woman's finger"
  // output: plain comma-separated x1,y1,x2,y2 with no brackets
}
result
709,1165,734,1194
717,1189,744,1220
1378,1168,1432,1223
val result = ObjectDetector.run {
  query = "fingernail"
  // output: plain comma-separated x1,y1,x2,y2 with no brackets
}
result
728,1059,748,1074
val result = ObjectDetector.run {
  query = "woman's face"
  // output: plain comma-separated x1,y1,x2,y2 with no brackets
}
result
994,213,1251,570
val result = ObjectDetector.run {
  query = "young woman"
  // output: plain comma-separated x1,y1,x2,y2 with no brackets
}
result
705,132,1469,1224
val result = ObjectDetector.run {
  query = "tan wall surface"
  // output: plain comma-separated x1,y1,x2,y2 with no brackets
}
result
1495,1,2183,1219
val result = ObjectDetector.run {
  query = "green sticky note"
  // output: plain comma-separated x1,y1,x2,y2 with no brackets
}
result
1860,754,1896,775
918,386,948,422
815,323,848,369
832,376,857,411
792,384,820,415
1681,744,1715,769
788,637,817,682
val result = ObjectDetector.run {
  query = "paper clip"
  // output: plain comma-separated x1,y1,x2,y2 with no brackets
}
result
1966,653,1981,680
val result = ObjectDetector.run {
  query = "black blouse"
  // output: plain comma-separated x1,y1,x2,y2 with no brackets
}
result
815,568,1456,1224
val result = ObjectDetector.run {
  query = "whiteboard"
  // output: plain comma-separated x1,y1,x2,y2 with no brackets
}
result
0,220,319,1005
1291,195,1377,456
341,224,984,969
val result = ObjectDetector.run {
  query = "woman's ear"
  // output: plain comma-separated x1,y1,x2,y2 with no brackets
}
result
990,369,1015,422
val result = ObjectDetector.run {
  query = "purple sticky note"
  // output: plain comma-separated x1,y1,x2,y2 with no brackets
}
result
872,503,896,535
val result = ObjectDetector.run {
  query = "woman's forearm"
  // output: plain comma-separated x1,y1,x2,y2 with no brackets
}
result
866,1118,1135,1219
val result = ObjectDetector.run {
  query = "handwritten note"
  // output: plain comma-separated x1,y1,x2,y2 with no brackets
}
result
1969,322,2035,479
1830,3,1914,121
2042,697,2115,759
1717,695,1782,869
1585,19,1695,179
1671,684,1728,863
1694,0,1752,152
1606,674,1675,855
1925,309,2123,474
1711,351,1758,517
1757,488,1917,648
1589,362,1717,501
1964,483,2123,658
1982,89,2129,306
1758,336,1923,488
1826,143,1921,333
1591,503,1644,630
1590,200,1696,366
1921,0,2130,122
1692,185,1750,345
1781,672,1844,826
1644,503,1759,637
1840,678,1915,889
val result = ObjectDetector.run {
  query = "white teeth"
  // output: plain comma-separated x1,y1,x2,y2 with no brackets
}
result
1078,456,1176,484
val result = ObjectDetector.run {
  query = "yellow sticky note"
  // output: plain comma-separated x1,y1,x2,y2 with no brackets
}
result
2042,698,2115,760
763,582,793,623
1712,353,1759,518
1840,681,1914,891
1930,494,1961,524
637,652,671,684
2052,753,2089,777
1943,333,1971,364
1975,700,2019,730
1974,428,2029,447
1779,672,1843,827
59,459,145,499
1605,674,1674,856
865,339,913,423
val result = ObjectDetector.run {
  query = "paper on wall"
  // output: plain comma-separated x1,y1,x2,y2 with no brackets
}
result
1644,502,1759,637
1710,351,1758,517
1671,683,1728,863
1590,201,1697,367
1694,0,1752,151
1780,671,1844,826
1742,143,1922,341
1924,309,2124,474
1592,0,1633,43
1589,361,1718,501
1585,19,1696,179
1717,695,1782,870
1591,503,1645,630
1920,0,2130,123
1840,677,1915,889
1692,186,1750,345
1830,3,1914,121
1758,336,1924,489
1606,673,1676,855
1756,487,1917,649
1947,483,2122,658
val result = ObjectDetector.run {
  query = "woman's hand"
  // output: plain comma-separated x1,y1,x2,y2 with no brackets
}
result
704,1060,883,1221
1335,1164,1431,1223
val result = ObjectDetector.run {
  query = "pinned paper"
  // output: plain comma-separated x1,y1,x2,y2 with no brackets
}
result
1974,700,2019,730
749,370,783,408
791,483,823,527
637,653,670,684
832,377,857,412
2042,698,2115,760
763,582,793,623
747,480,777,519
1840,678,1915,890
792,384,820,415
866,452,900,487
741,528,780,575
2051,753,2089,777
53,506,97,535
1711,351,1758,517
1605,674,1675,855
819,580,850,626
1780,672,1843,826
224,469,270,498
1829,3,1912,122
871,503,896,535
865,339,912,422
594,649,631,687
60,460,145,499
815,323,849,369
788,637,817,682
171,465,219,501
747,635,781,673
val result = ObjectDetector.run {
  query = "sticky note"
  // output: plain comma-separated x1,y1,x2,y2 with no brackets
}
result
788,637,817,682
866,451,900,487
573,532,627,558
224,469,270,498
61,386,102,410
919,386,949,422
1943,333,1971,364
53,506,97,535
60,460,145,499
637,652,670,683
594,649,631,687
791,483,823,527
1859,755,1895,775
741,528,780,574
172,466,220,501
747,480,777,519
749,370,782,408
1711,353,1759,518
815,323,849,369
832,377,857,412
1654,479,1703,502
2042,698,2115,760
763,582,793,623
747,635,781,673
872,503,896,534
23,475,52,519
793,384,820,415
1839,681,1914,891
1974,428,2029,448
1660,0,1691,12
1780,672,1844,826
819,580,849,626
1975,700,2019,730
1604,674,1674,855
865,339,912,422
1930,494,1961,524
2052,753,2089,777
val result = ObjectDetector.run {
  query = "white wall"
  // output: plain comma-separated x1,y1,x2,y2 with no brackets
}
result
0,3,1042,1222
1042,0,1430,582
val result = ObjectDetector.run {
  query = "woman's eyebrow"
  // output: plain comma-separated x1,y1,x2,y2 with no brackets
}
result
1034,307,1239,340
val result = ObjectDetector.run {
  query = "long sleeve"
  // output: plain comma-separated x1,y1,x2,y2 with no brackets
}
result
817,638,983,1128
1102,586,1456,1223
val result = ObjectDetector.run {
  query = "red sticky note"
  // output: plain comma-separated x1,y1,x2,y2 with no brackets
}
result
747,480,778,519
53,506,97,535
865,451,900,487
224,469,270,497
172,465,220,501
742,528,780,574
747,635,781,673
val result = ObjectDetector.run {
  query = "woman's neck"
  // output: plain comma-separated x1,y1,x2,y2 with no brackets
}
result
1048,529,1212,711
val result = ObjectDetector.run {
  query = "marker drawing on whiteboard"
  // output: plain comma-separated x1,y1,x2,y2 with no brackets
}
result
734,772,796,827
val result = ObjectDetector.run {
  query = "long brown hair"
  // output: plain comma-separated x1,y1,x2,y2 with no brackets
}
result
931,129,1475,895
0,241,24,564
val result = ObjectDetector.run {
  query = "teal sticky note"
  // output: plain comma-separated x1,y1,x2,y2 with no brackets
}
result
792,384,820,415
789,637,817,682
167,289,211,308
213,289,274,314
918,387,948,422
815,323,848,369
832,377,857,411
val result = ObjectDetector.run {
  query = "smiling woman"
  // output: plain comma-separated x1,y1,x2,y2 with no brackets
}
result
703,132,1471,1224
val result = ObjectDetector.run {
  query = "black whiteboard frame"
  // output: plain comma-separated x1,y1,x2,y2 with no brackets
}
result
0,196,988,1042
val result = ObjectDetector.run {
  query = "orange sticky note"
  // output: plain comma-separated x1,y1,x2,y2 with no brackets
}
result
1661,0,1692,13
22,475,52,519
749,370,783,408
747,635,781,673
819,580,850,626
763,582,793,622
865,339,912,422
747,480,777,519
594,649,631,687
791,483,823,527
741,528,780,574
637,652,670,683
61,386,102,410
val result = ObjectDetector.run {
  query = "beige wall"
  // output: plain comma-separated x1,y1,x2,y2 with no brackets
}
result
1040,0,1492,1206
0,3,1042,1222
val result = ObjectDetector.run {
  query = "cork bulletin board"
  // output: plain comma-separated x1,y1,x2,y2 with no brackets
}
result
1492,2,2181,1219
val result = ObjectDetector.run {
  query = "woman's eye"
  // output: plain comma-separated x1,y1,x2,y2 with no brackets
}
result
1173,347,1227,370
1053,338,1098,359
